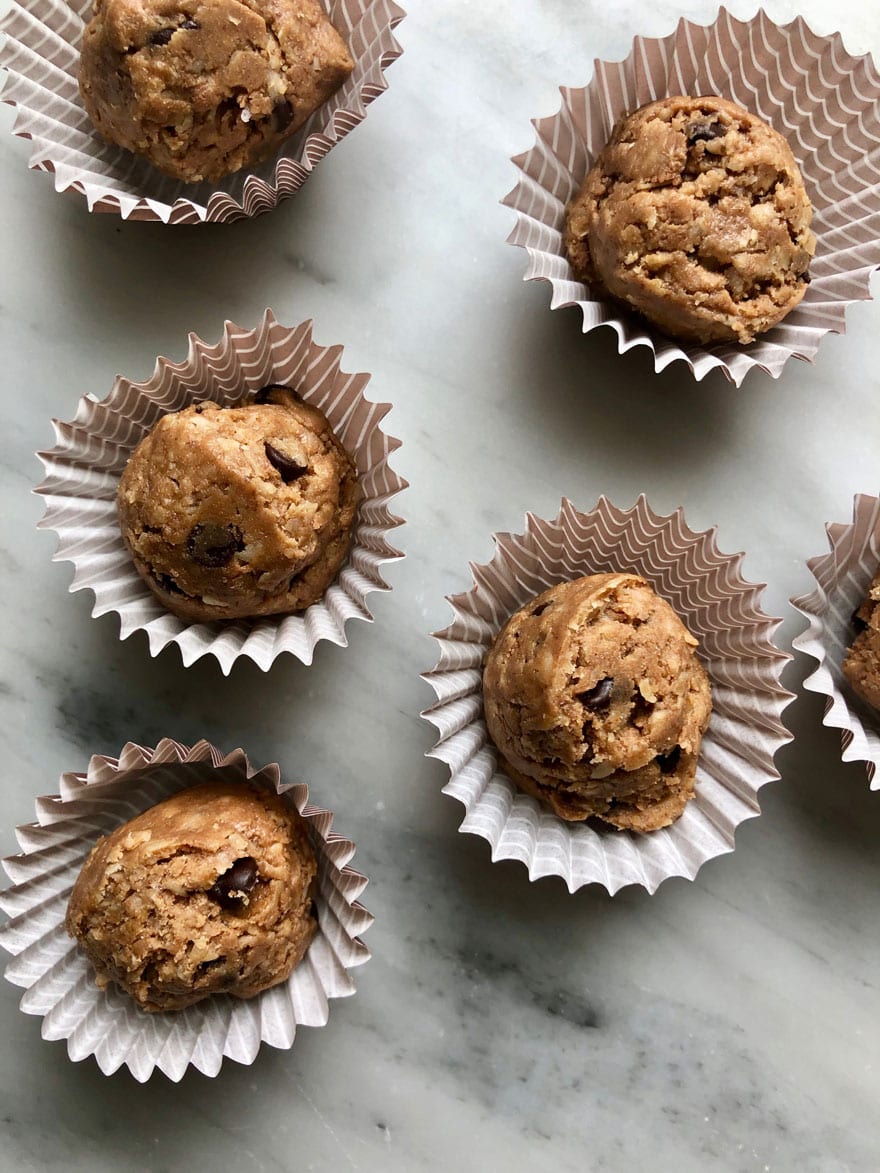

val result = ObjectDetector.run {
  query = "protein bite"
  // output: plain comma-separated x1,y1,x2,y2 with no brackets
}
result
483,573,712,831
78,0,354,183
117,385,359,622
65,782,318,1011
843,570,880,710
564,95,816,345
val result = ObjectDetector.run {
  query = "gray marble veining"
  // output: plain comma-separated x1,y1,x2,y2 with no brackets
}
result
1,0,879,1169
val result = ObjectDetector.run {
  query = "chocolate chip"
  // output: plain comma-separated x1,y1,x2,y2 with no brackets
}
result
852,609,868,632
264,441,308,483
273,98,295,131
154,572,184,596
147,27,174,46
186,523,243,567
208,858,259,908
179,18,199,28
657,746,681,774
578,677,614,712
687,118,724,145
254,383,292,405
803,271,812,285
530,601,551,618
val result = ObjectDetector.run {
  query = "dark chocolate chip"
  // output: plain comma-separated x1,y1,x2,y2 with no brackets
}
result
852,609,868,632
179,18,199,28
147,27,174,46
209,857,259,908
578,677,614,712
687,118,724,145
657,746,682,774
530,601,551,618
273,98,295,131
155,572,184,596
254,383,293,405
186,523,243,568
264,441,308,483
803,272,812,285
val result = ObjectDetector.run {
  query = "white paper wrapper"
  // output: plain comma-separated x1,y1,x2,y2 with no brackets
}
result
0,0,404,223
422,496,792,895
502,7,880,386
35,310,406,673
0,737,372,1081
791,493,880,788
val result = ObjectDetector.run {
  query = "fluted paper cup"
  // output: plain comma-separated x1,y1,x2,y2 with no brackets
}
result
422,496,792,894
35,310,406,673
0,0,404,223
791,493,880,787
0,737,372,1081
502,6,880,386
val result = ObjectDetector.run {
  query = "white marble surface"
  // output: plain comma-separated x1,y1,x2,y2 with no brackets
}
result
1,0,879,1168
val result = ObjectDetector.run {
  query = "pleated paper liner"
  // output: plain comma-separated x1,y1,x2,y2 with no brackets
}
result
35,310,407,673
422,496,792,895
502,6,880,386
0,0,404,223
791,493,880,788
0,737,372,1081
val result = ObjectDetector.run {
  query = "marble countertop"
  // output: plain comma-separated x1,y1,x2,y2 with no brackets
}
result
1,0,879,1169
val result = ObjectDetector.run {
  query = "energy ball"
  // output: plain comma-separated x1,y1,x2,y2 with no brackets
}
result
565,95,815,345
79,0,354,183
483,573,712,832
843,569,880,710
66,783,318,1011
117,385,359,621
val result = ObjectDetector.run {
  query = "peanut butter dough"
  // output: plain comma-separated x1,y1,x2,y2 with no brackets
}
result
483,573,712,831
117,385,359,622
66,782,318,1011
565,95,815,345
79,0,354,183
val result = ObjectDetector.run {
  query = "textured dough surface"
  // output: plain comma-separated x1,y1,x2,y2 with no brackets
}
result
117,385,359,621
483,573,712,831
843,569,880,710
564,95,815,345
65,782,318,1011
79,0,354,183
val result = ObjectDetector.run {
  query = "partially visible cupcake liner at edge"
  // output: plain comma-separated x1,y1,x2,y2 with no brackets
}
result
0,0,404,223
0,737,373,1082
421,496,793,895
502,6,880,386
791,493,880,788
35,310,407,674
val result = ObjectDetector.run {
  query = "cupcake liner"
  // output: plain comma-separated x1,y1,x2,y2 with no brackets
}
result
0,0,404,223
422,496,792,895
791,493,880,787
502,6,880,386
35,310,407,673
0,737,372,1081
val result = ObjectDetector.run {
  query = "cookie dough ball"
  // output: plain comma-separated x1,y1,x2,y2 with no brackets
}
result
483,573,712,831
79,0,354,183
843,570,880,710
117,385,359,622
66,783,318,1011
565,95,815,345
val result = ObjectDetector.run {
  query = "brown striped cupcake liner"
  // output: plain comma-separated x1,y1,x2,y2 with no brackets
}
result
422,496,792,894
503,6,880,385
792,493,880,788
0,737,372,1081
35,310,407,673
0,0,404,223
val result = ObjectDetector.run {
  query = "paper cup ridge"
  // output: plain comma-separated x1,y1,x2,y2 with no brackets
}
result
35,310,407,673
791,493,880,787
502,6,880,386
0,737,372,1081
422,496,792,894
0,0,405,222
